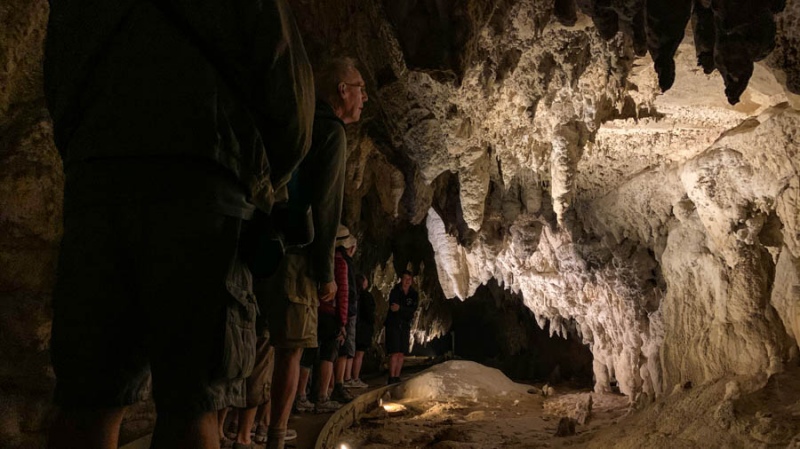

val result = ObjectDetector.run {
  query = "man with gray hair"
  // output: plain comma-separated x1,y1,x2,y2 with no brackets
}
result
264,56,367,449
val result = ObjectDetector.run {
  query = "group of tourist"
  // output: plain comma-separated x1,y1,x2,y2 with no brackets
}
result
43,1,417,449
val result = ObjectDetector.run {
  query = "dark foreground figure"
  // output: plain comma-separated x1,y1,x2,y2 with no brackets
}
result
44,1,313,448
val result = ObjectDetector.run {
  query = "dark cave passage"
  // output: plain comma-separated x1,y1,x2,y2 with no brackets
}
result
399,277,594,389
449,281,593,388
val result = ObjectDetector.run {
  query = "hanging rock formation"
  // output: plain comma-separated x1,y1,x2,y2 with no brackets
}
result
571,0,788,104
287,0,800,401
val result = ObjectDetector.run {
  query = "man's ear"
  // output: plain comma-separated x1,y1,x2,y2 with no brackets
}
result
338,82,347,98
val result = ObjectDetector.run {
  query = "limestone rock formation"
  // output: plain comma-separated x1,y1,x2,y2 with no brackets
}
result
291,0,800,401
573,0,788,104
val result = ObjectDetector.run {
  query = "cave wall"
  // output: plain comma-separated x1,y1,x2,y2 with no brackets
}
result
287,0,800,401
1,1,60,447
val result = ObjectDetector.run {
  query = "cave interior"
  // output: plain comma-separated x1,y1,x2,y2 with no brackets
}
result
2,0,800,447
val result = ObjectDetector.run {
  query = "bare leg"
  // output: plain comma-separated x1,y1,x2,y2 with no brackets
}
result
387,353,398,378
317,360,334,400
48,407,126,449
344,358,353,381
235,407,258,445
251,402,269,444
216,408,229,441
150,411,220,449
269,347,302,447
352,351,365,380
297,366,310,400
390,353,405,378
334,356,347,384
256,402,269,426
396,353,405,378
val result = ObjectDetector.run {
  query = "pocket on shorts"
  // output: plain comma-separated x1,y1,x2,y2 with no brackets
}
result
221,258,258,380
282,254,317,344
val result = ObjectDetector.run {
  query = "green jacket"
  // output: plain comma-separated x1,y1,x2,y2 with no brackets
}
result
44,0,314,212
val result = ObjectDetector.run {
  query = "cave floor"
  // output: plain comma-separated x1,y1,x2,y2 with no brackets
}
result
121,362,800,449
338,387,629,449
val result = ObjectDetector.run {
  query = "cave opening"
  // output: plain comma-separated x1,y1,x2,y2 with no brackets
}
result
448,281,594,389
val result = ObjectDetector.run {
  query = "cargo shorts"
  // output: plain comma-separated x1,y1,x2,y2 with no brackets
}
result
339,315,357,358
245,336,275,408
51,199,257,413
261,251,319,349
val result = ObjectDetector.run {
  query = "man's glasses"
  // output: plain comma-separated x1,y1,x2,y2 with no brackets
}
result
343,82,367,94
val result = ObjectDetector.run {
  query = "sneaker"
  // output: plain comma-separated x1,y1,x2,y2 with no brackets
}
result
343,378,355,388
314,397,343,413
346,378,368,388
294,396,314,413
331,383,354,403
285,429,298,441
252,423,267,444
387,376,401,385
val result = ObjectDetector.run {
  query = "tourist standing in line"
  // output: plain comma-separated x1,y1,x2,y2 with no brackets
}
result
348,274,375,388
264,57,368,448
384,270,418,384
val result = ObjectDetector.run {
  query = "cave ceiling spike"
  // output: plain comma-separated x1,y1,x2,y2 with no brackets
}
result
570,0,786,104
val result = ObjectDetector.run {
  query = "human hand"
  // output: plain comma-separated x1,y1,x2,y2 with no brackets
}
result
336,326,346,345
390,303,400,312
318,281,337,303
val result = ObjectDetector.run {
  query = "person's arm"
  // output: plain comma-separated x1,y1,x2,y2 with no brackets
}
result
334,255,349,327
387,287,401,314
305,124,346,283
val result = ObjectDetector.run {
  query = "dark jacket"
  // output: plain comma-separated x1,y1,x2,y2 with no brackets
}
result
342,252,359,317
357,288,376,331
385,284,418,327
294,101,346,283
44,0,314,212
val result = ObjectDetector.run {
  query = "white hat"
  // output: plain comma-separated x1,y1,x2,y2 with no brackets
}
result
335,224,357,249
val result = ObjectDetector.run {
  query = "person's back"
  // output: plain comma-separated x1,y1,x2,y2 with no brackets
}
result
46,0,314,210
45,2,314,448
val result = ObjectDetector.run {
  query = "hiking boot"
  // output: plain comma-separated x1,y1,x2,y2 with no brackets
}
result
331,383,354,403
294,396,314,413
314,397,343,413
346,378,368,388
